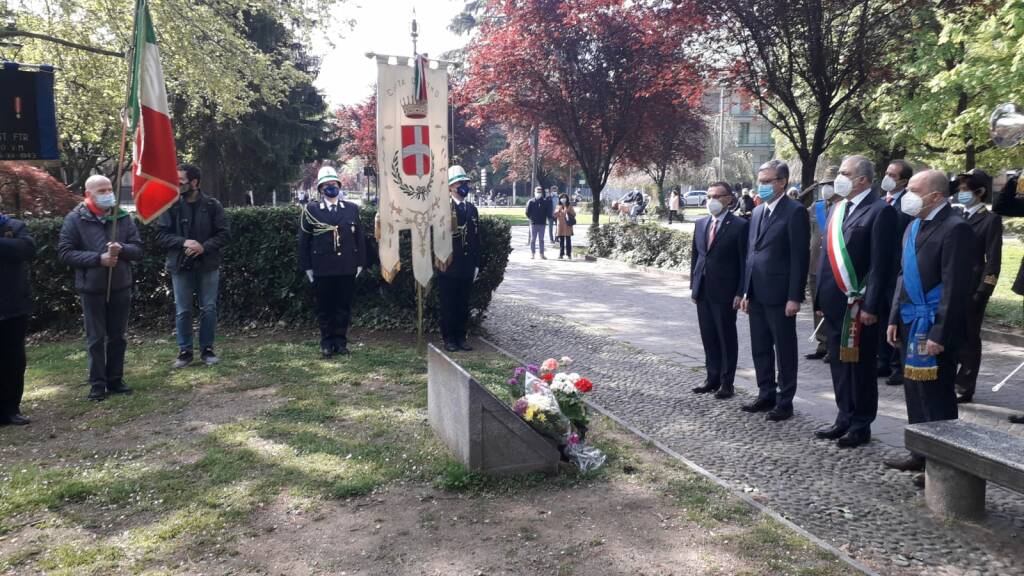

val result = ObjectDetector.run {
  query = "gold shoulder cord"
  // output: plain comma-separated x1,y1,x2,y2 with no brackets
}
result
300,205,342,252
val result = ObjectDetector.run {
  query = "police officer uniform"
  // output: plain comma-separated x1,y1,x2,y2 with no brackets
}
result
438,166,482,352
299,168,366,357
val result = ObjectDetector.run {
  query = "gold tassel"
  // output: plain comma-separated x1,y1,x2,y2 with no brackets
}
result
904,365,939,382
839,347,859,363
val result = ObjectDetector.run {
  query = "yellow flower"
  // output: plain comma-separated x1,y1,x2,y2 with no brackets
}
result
524,406,537,421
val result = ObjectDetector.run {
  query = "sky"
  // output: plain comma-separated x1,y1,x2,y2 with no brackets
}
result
312,0,470,108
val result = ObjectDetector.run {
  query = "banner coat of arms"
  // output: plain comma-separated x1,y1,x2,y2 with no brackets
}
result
375,56,451,288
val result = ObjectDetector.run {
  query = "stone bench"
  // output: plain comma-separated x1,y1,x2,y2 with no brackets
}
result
905,420,1024,520
426,344,560,475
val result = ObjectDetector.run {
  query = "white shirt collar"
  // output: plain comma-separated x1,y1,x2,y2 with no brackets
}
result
765,193,784,213
848,188,872,208
890,187,906,201
452,195,464,205
924,203,945,221
966,203,984,216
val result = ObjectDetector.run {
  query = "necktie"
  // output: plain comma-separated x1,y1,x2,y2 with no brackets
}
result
709,218,718,246
886,194,894,205
330,204,336,213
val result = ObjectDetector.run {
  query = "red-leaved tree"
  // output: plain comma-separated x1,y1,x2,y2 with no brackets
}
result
336,95,377,169
466,0,706,224
618,97,708,203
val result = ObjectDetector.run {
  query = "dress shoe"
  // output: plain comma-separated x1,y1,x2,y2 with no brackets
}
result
837,432,871,448
87,385,106,402
766,408,793,422
691,383,718,394
741,398,774,413
106,381,133,395
714,388,734,400
883,454,925,472
1010,414,1024,424
457,340,474,352
805,349,827,360
814,425,848,440
0,414,30,426
956,394,973,404
443,341,460,353
335,346,350,355
821,352,831,363
886,374,903,387
321,347,334,359
912,473,925,489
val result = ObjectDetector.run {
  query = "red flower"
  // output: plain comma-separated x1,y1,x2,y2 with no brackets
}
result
541,373,554,383
574,378,593,393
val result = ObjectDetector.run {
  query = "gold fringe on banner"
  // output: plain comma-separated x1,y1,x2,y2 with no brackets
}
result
839,347,859,363
905,365,939,382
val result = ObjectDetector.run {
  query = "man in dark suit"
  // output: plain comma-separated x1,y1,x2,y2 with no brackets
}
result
953,169,1003,404
299,167,367,358
690,182,749,400
884,169,973,479
438,165,483,353
992,173,1024,424
878,160,915,385
814,156,897,448
740,160,811,421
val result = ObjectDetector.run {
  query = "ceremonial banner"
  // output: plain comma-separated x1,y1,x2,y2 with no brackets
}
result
0,63,59,161
129,0,179,224
376,56,451,288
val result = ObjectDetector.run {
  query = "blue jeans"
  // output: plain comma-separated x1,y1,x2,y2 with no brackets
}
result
172,268,220,352
530,224,546,255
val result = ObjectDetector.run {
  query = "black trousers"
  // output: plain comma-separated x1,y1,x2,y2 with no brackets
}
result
899,323,958,425
558,236,573,258
748,300,799,410
438,274,473,344
314,275,355,351
877,288,902,377
825,316,879,435
81,290,131,388
0,315,28,416
955,294,990,398
668,210,678,224
696,297,738,392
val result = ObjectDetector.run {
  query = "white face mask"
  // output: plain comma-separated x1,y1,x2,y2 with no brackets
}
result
707,198,724,216
902,191,924,217
881,175,897,193
833,174,853,198
534,193,542,199
821,184,835,201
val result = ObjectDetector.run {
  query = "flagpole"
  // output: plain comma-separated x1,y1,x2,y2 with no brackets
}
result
105,0,141,302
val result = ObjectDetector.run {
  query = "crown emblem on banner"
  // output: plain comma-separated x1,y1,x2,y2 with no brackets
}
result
402,97,427,119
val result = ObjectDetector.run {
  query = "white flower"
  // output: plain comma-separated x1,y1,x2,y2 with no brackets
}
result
567,373,581,384
551,373,580,395
560,356,574,367
524,393,557,413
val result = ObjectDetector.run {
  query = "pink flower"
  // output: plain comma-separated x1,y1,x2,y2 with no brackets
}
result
541,358,559,373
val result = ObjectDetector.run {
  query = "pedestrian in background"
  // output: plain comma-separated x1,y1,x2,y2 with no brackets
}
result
0,201,36,425
668,188,681,224
548,186,559,243
526,186,549,260
58,175,143,402
554,192,576,260
805,167,839,363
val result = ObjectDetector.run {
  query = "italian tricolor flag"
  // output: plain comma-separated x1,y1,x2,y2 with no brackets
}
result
129,0,178,224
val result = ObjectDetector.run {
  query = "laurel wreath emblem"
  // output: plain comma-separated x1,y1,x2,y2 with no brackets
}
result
391,150,435,201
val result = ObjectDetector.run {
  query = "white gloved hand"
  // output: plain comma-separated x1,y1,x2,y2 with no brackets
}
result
306,270,314,283
356,266,363,278
473,267,480,282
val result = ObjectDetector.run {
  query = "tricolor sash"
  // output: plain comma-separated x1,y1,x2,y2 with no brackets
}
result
899,219,941,381
826,200,866,362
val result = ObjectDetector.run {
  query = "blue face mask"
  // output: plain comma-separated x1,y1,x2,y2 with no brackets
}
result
322,185,340,198
757,184,775,202
456,182,470,197
956,190,975,205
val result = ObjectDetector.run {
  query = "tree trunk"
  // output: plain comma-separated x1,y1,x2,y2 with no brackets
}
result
965,141,976,171
800,153,818,191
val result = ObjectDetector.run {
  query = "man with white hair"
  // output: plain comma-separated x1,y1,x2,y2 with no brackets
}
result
58,175,143,402
884,169,973,483
813,156,897,448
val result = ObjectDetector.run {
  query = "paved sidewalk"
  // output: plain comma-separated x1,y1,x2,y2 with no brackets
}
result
496,226,1024,448
481,226,1024,576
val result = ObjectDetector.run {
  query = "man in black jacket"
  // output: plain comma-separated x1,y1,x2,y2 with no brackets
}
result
878,160,915,386
952,169,1002,404
299,167,366,357
814,156,897,448
690,182,749,400
741,160,811,422
438,166,482,352
157,164,231,368
0,204,36,425
992,172,1024,424
884,170,973,478
525,187,549,259
58,175,144,401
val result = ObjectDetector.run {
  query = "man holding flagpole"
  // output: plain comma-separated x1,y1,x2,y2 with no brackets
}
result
884,169,973,484
813,156,897,448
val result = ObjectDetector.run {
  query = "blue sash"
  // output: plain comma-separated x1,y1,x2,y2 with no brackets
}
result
899,219,941,381
814,200,827,234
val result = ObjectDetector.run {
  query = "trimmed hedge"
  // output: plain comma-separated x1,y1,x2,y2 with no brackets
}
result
587,222,692,271
25,205,511,333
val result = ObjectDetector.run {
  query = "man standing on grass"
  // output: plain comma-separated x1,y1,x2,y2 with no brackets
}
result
437,166,482,353
0,200,36,425
157,163,231,369
58,175,143,402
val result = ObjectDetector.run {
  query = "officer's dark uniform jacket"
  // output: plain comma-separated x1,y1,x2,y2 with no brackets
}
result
298,199,367,276
439,198,481,278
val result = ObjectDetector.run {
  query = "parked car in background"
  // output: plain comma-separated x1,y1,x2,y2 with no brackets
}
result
683,190,707,207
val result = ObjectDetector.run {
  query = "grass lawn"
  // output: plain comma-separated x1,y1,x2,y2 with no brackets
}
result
986,240,1023,329
1,332,855,575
